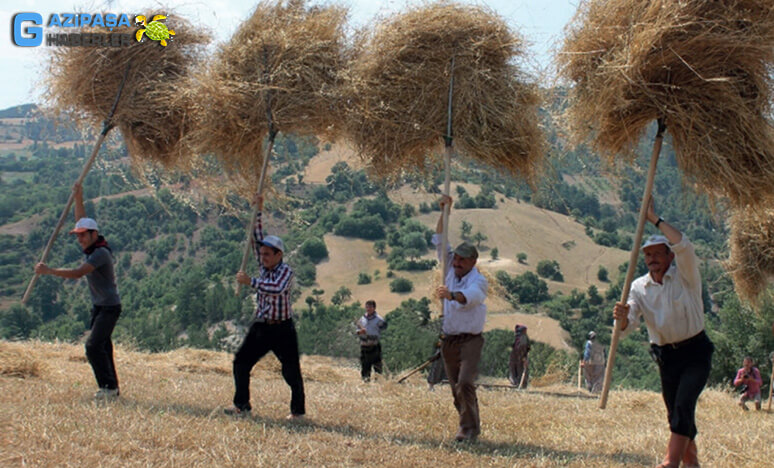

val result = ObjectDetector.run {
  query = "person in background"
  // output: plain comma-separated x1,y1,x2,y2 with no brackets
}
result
581,331,606,394
355,300,388,382
733,356,762,411
508,324,531,388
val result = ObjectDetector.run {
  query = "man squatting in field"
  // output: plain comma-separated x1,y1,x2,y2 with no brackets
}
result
227,193,305,420
35,182,122,399
434,195,488,442
613,196,713,468
355,299,388,382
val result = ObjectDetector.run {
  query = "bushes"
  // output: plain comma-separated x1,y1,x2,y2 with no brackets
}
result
299,237,328,263
333,215,385,240
389,277,414,293
536,259,563,282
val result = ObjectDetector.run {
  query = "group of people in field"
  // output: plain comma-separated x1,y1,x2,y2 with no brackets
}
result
36,183,715,467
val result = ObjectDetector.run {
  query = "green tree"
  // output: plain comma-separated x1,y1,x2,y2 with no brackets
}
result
517,252,527,264
390,277,414,293
299,237,328,263
374,240,387,256
597,265,609,282
491,247,499,260
461,220,472,239
331,286,352,306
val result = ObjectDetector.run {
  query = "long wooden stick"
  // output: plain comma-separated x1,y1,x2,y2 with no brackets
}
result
22,64,131,304
599,118,666,409
397,352,440,383
235,131,276,296
767,358,774,412
578,360,583,389
236,46,276,296
440,57,456,306
519,357,528,389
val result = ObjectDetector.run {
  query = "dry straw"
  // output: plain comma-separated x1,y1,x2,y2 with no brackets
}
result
559,0,774,206
727,206,774,304
45,12,211,168
181,0,349,197
345,2,544,182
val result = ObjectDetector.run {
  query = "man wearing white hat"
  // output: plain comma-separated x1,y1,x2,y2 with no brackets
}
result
613,196,712,468
34,182,122,399
227,193,305,420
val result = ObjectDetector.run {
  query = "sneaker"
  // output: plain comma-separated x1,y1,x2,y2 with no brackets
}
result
286,413,305,421
224,406,251,418
94,388,120,399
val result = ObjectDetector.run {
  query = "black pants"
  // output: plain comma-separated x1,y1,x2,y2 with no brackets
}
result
360,343,383,380
85,304,121,390
655,331,714,439
233,320,305,415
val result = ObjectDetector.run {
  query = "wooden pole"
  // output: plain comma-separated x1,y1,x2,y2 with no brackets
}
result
578,360,583,389
519,356,529,389
768,356,774,412
236,46,276,296
599,118,666,409
397,353,440,383
22,64,131,304
439,56,456,312
235,130,276,295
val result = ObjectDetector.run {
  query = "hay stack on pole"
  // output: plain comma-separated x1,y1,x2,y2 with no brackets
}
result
727,206,774,305
23,13,210,304
182,0,348,294
345,2,544,293
559,0,774,409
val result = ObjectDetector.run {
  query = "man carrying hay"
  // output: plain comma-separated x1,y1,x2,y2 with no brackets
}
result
433,195,488,442
355,299,388,382
508,324,531,388
34,183,122,399
227,193,305,420
581,331,605,394
613,197,713,468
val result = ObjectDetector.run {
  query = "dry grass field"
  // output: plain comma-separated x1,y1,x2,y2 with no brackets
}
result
2,340,772,467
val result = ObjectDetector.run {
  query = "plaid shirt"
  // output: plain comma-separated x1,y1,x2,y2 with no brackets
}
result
250,211,294,321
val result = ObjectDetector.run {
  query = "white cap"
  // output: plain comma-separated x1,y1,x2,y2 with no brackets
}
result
259,235,284,253
641,234,669,250
70,217,98,234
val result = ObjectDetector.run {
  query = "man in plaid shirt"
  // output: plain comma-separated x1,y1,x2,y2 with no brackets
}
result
226,193,305,420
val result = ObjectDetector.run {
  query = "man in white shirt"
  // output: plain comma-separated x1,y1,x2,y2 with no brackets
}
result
613,197,713,468
433,195,488,442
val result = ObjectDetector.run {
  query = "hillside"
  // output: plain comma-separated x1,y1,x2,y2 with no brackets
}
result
2,340,770,467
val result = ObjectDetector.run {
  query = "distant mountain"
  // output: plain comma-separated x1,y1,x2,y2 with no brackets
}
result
0,103,37,118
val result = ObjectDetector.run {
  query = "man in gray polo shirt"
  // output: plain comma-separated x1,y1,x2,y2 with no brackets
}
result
35,183,122,399
433,195,488,442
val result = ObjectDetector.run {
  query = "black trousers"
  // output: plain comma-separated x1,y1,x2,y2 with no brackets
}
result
85,304,121,390
233,320,305,415
655,331,714,439
360,343,383,379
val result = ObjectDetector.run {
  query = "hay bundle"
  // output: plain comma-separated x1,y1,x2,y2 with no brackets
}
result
559,0,774,206
45,12,211,167
727,206,774,304
345,2,544,182
182,0,348,195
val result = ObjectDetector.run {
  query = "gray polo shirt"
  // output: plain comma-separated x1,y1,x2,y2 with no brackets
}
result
85,247,120,306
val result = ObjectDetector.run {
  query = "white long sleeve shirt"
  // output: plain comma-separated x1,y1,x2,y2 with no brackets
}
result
623,235,704,346
432,234,488,335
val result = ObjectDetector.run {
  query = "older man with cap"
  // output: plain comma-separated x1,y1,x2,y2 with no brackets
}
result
35,182,122,399
227,193,305,420
581,331,605,393
613,196,713,468
433,195,488,442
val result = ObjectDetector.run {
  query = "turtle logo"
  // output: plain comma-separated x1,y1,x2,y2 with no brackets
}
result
135,14,175,46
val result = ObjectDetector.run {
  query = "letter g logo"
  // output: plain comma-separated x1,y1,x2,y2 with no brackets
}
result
13,13,43,47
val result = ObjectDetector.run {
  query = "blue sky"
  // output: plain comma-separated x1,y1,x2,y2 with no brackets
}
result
0,0,578,110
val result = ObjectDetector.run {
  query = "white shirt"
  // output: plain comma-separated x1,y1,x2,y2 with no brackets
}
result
623,235,704,346
432,234,488,335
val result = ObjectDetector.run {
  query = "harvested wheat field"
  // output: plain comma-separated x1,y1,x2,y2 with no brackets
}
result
2,340,772,467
